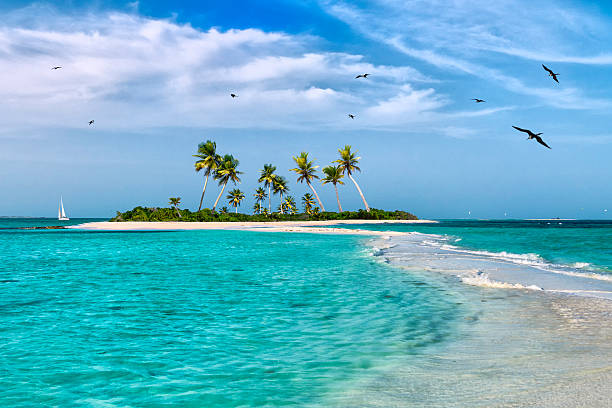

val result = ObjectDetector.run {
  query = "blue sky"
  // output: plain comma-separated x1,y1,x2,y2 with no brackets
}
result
1,0,611,219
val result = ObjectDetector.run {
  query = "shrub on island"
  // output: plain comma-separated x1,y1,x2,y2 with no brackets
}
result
110,207,418,222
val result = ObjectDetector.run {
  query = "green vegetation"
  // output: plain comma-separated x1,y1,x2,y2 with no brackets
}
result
258,164,276,213
281,195,297,215
253,187,267,215
111,207,417,222
226,189,245,213
111,140,418,222
168,197,182,218
301,193,316,216
272,176,289,214
290,152,325,211
212,154,242,212
334,145,370,212
193,140,220,211
321,165,345,212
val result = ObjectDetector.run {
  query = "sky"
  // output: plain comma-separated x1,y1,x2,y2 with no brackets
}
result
0,0,611,219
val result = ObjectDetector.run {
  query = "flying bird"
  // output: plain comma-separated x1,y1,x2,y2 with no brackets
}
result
355,73,370,79
472,98,485,103
542,64,559,83
230,93,237,98
51,66,62,70
512,126,551,149
88,120,95,126
348,114,355,119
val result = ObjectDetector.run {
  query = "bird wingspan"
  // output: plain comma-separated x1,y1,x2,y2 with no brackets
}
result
534,135,551,149
542,64,552,74
512,126,528,133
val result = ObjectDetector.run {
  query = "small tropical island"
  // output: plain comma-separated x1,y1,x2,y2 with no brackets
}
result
111,141,418,222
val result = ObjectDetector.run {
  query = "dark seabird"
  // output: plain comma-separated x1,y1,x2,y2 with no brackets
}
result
348,114,355,119
88,120,95,126
355,73,370,79
512,126,551,149
472,98,485,103
230,93,237,98
51,66,62,70
542,64,560,83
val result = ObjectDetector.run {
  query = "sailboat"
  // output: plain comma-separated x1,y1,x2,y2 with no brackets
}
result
58,196,69,221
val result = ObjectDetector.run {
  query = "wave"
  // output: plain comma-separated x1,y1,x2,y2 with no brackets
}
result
417,237,612,283
572,262,592,269
460,272,543,291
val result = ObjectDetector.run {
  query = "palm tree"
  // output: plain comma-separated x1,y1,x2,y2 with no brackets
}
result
334,145,370,212
253,202,262,215
322,165,345,212
283,195,297,215
168,197,182,218
302,193,316,215
212,154,242,212
272,176,289,214
290,152,325,211
227,189,245,214
258,164,277,213
193,140,220,211
253,187,267,214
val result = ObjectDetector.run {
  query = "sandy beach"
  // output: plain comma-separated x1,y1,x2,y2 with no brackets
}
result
71,219,435,235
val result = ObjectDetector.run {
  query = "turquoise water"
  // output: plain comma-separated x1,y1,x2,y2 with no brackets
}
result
0,218,104,229
339,220,612,274
0,224,460,406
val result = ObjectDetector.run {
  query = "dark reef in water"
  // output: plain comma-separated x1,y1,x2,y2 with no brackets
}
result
0,226,66,230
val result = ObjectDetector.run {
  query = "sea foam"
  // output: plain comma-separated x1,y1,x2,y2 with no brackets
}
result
378,231,612,300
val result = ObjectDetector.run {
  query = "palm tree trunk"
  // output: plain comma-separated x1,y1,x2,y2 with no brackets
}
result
268,185,272,213
307,181,325,212
334,184,343,212
280,192,284,214
212,181,228,212
175,207,181,218
198,173,210,211
348,173,369,212
235,206,238,214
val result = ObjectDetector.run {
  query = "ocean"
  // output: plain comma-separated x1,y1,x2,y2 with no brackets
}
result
342,220,612,275
1,218,610,406
340,220,612,299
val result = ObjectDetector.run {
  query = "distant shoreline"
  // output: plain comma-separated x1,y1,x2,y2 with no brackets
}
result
524,218,577,221
71,219,436,234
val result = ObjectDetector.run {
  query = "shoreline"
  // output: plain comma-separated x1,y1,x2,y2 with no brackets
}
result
73,220,612,302
374,232,612,302
70,219,435,235
359,234,612,406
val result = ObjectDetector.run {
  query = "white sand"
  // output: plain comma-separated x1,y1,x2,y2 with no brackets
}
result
71,219,433,235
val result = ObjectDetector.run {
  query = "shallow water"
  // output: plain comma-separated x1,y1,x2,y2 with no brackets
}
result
339,220,612,274
0,217,104,229
1,222,610,407
0,228,459,406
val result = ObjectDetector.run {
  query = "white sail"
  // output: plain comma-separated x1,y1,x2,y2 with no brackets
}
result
58,196,69,220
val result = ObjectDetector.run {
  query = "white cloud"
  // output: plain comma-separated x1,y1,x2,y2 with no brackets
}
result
0,10,446,133
324,0,611,64
364,85,447,119
437,126,477,140
320,0,612,110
